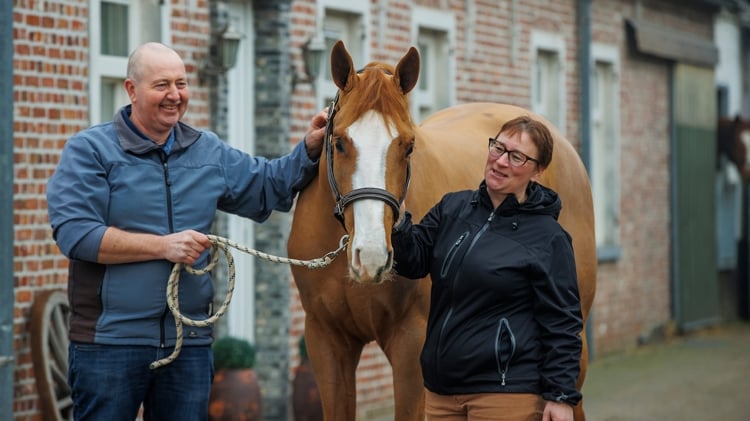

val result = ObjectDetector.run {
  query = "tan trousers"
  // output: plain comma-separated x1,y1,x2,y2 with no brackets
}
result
425,389,544,421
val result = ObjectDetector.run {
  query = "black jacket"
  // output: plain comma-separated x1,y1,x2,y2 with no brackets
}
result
392,181,583,405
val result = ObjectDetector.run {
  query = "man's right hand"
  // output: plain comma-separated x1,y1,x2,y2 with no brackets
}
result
162,230,212,265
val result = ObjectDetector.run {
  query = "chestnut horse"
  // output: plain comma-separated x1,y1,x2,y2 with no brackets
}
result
288,40,596,421
718,116,750,182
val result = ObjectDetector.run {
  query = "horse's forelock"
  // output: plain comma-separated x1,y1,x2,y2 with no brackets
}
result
336,64,415,138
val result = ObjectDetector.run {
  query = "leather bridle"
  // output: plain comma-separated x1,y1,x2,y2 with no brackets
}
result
324,88,411,230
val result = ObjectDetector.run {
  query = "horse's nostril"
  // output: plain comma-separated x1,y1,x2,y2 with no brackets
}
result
352,247,362,269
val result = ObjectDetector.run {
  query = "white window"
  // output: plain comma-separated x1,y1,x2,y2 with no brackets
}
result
591,45,621,258
411,7,455,123
317,0,370,109
224,1,256,342
531,31,566,134
89,0,169,124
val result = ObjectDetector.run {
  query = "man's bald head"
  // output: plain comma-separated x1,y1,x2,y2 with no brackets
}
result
127,42,182,83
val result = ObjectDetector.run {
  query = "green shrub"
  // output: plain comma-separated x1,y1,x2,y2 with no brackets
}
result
212,336,256,370
298,335,308,360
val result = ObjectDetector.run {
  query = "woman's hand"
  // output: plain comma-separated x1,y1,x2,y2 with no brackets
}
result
542,401,573,421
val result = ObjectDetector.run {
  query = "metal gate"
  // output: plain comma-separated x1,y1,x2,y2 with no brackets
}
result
672,63,720,330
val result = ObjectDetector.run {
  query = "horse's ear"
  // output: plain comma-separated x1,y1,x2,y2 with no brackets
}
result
330,40,357,91
394,46,420,94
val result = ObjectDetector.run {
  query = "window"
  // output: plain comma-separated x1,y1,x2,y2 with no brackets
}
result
590,45,621,258
531,32,565,134
412,7,455,122
317,0,369,110
89,0,167,124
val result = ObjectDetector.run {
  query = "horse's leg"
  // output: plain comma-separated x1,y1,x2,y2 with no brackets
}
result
305,316,364,421
380,309,426,421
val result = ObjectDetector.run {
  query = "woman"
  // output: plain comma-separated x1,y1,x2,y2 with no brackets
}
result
392,115,583,421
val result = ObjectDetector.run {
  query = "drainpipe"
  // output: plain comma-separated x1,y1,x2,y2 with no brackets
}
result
0,0,16,413
577,0,595,361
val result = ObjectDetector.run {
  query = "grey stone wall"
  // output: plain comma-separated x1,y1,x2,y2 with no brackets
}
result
207,1,293,419
252,1,294,420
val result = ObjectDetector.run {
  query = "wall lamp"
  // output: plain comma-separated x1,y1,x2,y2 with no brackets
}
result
293,35,326,90
199,24,244,82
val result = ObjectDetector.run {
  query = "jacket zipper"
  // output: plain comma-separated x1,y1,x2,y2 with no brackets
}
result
495,317,516,386
435,210,496,376
439,232,469,278
159,150,175,348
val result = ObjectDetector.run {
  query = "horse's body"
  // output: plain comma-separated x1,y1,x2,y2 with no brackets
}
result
288,41,595,421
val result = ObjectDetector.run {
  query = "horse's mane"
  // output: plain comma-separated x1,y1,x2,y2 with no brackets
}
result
335,62,415,138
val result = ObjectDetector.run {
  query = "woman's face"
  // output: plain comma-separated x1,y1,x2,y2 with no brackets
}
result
484,130,544,206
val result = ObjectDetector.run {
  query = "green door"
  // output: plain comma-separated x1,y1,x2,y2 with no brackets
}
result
672,63,719,330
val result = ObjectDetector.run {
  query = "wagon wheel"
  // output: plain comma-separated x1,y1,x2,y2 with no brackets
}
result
31,289,73,421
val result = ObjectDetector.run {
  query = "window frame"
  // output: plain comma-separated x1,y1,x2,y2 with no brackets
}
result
89,0,170,124
590,43,622,261
411,6,455,123
316,0,370,110
530,31,566,135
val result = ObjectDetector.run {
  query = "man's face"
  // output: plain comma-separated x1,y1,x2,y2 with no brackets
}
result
125,49,189,142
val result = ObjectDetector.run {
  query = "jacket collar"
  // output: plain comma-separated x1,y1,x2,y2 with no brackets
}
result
477,180,562,219
114,105,202,155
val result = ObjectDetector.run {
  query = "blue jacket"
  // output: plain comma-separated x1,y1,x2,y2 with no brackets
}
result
392,181,583,405
47,105,318,346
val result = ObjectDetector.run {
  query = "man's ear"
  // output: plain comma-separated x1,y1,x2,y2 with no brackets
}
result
124,79,136,103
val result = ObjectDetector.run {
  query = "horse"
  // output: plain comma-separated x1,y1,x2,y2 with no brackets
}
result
288,40,596,421
718,115,750,182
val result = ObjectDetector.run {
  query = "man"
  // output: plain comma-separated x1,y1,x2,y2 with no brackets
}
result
46,42,327,420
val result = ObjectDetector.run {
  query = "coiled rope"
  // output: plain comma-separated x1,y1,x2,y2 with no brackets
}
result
149,233,349,369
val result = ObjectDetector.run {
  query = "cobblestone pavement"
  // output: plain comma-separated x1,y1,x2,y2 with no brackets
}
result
581,322,750,421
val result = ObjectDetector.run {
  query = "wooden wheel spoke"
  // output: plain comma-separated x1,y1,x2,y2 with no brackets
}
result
31,290,72,421
50,360,68,389
57,395,73,410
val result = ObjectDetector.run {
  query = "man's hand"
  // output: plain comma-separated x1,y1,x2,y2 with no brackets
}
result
303,108,328,160
97,227,211,265
162,230,212,265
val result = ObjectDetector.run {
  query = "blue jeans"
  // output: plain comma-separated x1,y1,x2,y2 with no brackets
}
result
68,342,214,421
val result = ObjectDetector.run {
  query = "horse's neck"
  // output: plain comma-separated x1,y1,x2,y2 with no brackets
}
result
296,158,340,228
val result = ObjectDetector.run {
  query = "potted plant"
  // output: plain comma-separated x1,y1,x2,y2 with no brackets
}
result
209,336,261,421
292,335,322,421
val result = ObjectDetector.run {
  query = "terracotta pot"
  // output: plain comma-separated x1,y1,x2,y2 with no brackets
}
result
292,358,323,421
209,368,262,421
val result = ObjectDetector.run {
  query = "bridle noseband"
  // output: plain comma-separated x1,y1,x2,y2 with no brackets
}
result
324,88,411,230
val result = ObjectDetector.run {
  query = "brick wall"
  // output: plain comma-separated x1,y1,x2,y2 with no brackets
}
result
12,1,90,416
11,0,211,419
11,0,723,419
285,0,718,417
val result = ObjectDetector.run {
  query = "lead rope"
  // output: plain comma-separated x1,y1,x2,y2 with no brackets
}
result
149,233,349,369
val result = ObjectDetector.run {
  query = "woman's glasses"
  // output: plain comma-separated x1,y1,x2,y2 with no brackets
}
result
488,139,538,167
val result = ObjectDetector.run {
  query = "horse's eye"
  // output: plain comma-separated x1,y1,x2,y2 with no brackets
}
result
334,137,345,153
405,143,414,157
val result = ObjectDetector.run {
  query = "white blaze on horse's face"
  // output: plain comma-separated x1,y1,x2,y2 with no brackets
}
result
346,109,397,283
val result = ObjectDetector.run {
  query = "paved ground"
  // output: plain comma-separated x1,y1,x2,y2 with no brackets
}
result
581,322,750,421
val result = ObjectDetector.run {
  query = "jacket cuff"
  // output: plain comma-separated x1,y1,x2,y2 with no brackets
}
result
392,211,412,233
542,390,582,406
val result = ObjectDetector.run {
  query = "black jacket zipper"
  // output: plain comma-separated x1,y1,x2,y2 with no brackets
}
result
159,150,175,348
495,317,516,386
434,210,496,376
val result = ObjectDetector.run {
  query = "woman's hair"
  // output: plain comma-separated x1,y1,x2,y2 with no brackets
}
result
496,115,554,168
